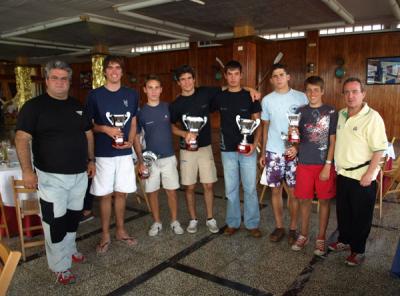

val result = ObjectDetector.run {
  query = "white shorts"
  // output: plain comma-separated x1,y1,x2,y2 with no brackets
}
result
90,155,136,196
144,155,180,193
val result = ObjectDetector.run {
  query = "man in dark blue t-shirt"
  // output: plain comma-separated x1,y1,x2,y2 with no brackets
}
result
135,75,184,237
213,60,262,238
85,55,138,254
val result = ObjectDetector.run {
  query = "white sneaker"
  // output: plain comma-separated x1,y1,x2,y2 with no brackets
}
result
148,222,162,236
186,219,198,233
206,218,219,233
170,220,184,235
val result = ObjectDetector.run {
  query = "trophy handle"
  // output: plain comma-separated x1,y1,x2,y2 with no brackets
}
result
250,118,260,134
123,112,131,126
201,116,208,130
105,112,113,125
182,114,189,131
235,115,241,130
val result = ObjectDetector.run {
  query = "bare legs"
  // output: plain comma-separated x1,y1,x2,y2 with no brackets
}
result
184,183,214,220
99,191,131,245
299,198,330,239
270,186,298,230
149,189,179,222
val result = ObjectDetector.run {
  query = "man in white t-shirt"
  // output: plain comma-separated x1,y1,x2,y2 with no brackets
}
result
259,63,308,245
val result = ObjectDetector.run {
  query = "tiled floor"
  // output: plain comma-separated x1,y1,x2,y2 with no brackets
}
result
3,177,400,296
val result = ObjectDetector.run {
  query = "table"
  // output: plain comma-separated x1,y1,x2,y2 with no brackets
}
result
0,164,40,237
0,165,22,206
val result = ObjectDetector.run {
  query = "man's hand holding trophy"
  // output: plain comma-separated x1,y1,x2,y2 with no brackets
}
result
138,151,158,179
182,115,207,151
236,115,260,155
105,111,131,148
284,110,301,160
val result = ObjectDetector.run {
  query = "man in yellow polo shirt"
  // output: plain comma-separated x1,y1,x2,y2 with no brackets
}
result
329,77,387,266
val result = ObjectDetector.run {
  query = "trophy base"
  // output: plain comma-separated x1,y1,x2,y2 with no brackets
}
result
113,138,124,147
237,143,251,154
139,173,150,179
288,138,300,144
284,154,295,161
185,142,199,151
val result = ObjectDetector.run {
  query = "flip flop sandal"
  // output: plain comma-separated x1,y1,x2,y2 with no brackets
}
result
96,240,111,255
116,236,138,247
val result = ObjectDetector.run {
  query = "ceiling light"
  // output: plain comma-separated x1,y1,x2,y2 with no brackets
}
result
190,0,205,5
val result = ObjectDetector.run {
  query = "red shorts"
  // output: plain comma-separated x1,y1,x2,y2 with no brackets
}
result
294,164,336,199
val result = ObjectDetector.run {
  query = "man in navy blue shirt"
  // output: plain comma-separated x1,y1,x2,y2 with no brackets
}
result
135,75,184,236
85,55,139,254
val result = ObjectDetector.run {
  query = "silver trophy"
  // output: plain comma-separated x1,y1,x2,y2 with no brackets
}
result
281,132,294,160
182,115,207,151
236,115,260,154
287,112,301,143
139,151,158,179
105,112,131,146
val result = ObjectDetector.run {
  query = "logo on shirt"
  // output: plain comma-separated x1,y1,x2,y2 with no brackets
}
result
76,110,83,116
201,104,208,109
353,126,358,131
123,99,128,107
289,104,299,113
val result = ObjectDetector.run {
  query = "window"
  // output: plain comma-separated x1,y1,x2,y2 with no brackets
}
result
319,24,384,36
131,42,189,53
260,31,305,40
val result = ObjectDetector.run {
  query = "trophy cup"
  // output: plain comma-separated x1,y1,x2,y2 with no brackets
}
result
182,115,207,151
236,115,260,154
139,151,158,179
106,112,131,146
287,112,301,143
281,132,294,160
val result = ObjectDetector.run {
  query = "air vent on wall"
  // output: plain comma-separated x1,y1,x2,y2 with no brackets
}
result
197,41,222,48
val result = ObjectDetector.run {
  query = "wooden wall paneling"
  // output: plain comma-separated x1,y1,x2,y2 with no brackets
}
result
318,32,400,138
70,62,91,105
192,40,232,87
125,50,189,106
305,30,319,77
256,38,307,96
232,38,257,87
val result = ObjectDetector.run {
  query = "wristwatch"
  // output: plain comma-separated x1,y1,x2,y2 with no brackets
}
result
88,158,96,163
325,160,332,164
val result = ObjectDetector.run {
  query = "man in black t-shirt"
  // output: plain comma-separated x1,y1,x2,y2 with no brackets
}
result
169,65,220,234
213,60,262,238
15,60,95,285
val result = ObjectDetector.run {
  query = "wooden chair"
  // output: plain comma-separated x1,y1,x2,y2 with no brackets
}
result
375,137,398,218
0,196,9,240
0,242,21,296
11,177,44,261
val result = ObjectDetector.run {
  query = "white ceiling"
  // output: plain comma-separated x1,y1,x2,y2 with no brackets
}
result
0,0,398,63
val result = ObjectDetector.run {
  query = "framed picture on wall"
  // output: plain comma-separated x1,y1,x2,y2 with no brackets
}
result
80,71,92,89
367,56,400,85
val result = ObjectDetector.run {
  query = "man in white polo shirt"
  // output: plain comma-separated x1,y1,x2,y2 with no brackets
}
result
329,77,387,266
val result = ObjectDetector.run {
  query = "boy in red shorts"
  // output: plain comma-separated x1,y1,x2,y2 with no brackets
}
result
291,76,337,256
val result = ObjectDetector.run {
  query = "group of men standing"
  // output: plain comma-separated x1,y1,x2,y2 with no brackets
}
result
14,55,387,284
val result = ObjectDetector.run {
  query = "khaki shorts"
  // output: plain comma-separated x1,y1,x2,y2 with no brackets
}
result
179,145,217,186
144,155,180,193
